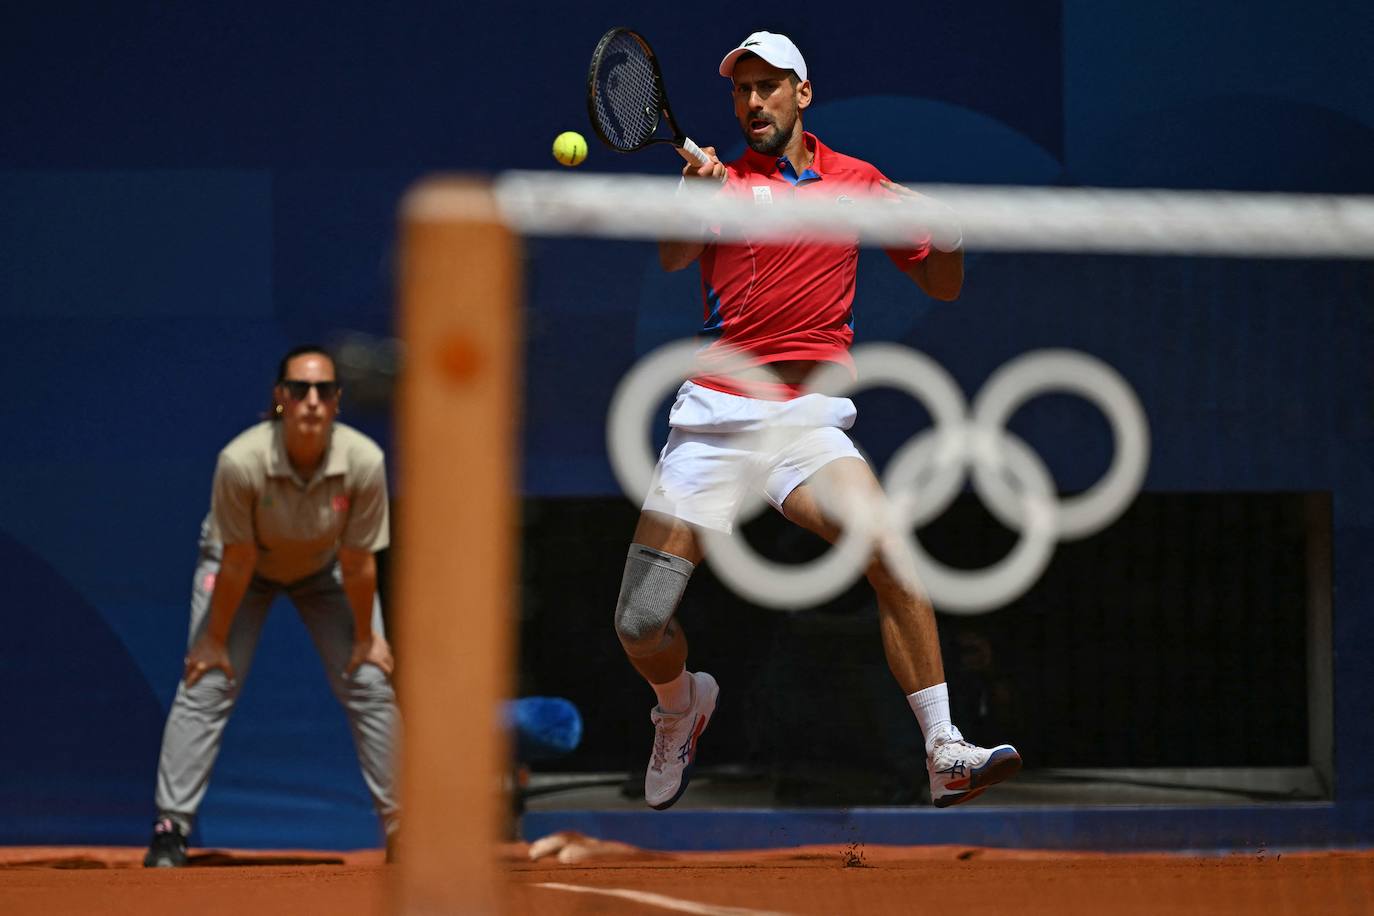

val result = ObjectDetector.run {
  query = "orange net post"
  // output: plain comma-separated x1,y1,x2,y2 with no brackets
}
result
393,179,520,915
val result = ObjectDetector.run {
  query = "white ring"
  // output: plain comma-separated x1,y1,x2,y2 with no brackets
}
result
605,340,782,505
604,339,700,504
809,345,970,526
971,349,1150,540
886,429,1059,614
700,497,879,609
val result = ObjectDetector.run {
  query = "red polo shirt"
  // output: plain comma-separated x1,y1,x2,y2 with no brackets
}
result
692,132,930,399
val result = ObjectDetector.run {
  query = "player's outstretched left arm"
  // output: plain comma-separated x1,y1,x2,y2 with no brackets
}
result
880,180,964,301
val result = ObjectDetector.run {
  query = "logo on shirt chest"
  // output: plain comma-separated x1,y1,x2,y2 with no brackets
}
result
752,186,773,204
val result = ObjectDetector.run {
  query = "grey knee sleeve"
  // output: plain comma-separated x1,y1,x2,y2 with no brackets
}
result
614,544,695,657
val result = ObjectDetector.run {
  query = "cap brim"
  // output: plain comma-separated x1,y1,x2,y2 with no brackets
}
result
719,48,749,78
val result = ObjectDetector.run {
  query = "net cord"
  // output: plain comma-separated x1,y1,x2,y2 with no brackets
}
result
407,172,1374,259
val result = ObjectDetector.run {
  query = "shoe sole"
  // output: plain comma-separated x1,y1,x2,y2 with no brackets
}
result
933,747,1022,809
143,856,186,868
648,677,719,811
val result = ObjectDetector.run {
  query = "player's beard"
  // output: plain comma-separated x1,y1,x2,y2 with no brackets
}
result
743,111,795,156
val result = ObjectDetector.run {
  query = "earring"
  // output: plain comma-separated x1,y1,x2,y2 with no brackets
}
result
275,403,283,416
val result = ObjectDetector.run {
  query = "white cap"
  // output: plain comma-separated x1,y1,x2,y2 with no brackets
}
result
718,31,808,82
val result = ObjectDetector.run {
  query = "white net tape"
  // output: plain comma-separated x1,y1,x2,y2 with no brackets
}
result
405,171,1374,258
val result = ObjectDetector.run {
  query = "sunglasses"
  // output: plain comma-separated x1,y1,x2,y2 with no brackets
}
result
280,379,341,400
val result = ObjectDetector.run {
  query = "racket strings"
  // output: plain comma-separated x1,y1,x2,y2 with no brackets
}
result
592,33,662,149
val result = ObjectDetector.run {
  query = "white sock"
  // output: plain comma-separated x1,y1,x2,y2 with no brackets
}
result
652,670,693,714
907,683,959,754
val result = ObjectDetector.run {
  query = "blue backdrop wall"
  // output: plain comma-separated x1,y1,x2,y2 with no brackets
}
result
1,1,1371,849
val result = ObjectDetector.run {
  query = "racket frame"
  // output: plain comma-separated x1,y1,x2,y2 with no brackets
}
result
585,27,710,165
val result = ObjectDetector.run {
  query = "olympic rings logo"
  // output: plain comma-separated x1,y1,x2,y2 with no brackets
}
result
607,341,1150,614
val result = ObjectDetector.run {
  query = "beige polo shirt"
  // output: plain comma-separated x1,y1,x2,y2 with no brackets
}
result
203,421,390,584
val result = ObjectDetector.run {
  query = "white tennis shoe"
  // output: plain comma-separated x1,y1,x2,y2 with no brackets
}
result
927,735,1022,808
644,671,718,810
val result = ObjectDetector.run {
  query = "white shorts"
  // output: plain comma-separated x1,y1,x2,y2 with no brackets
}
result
641,380,866,534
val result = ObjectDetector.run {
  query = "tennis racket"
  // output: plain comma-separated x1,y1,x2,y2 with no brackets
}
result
586,27,711,166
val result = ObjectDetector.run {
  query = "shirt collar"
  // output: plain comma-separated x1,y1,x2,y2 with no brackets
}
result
743,131,826,182
268,422,345,487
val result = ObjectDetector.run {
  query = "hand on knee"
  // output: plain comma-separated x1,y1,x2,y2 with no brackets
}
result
337,662,396,704
179,672,240,713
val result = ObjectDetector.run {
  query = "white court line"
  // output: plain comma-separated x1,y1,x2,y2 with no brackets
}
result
535,881,794,916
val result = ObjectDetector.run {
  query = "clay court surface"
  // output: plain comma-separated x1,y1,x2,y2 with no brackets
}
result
3,843,1372,915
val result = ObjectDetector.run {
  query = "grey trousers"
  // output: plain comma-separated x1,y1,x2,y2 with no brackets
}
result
152,545,401,834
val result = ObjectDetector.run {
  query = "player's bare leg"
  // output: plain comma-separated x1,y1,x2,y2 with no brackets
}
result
616,510,718,809
780,457,943,694
781,457,1021,806
630,510,704,563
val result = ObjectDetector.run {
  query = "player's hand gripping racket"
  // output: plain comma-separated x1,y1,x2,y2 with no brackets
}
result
586,27,712,167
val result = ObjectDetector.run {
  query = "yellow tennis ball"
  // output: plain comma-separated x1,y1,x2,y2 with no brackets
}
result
552,131,588,167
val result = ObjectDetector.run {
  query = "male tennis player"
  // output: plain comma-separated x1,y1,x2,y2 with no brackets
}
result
613,31,1020,810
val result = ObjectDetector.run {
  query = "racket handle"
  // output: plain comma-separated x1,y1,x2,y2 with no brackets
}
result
678,137,712,167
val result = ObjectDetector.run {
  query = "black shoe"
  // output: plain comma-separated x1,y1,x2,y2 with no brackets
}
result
143,817,188,868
